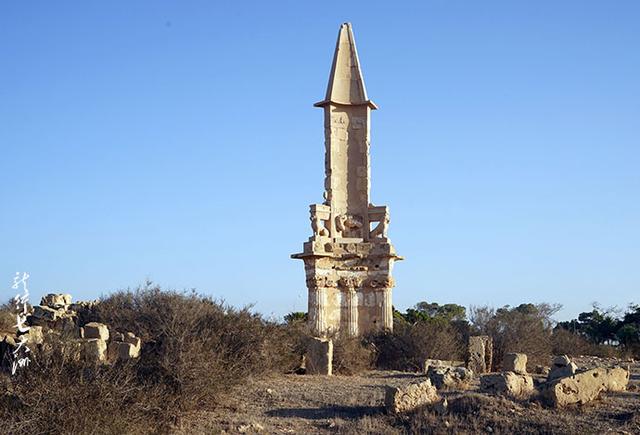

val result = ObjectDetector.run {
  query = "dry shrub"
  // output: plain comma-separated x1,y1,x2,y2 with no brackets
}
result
0,299,16,333
470,304,557,370
368,320,467,371
264,320,309,373
552,328,595,357
95,286,287,414
0,335,157,434
1,285,307,433
331,335,375,375
552,328,624,358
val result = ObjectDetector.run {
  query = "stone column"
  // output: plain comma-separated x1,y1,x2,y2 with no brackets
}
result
346,288,359,337
381,288,393,331
309,287,327,336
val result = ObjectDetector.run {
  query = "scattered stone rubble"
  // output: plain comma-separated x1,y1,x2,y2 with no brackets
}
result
427,365,474,390
385,379,440,414
1,293,142,370
477,353,630,407
423,359,464,373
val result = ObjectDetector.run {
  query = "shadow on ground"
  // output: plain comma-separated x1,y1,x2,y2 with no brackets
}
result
266,405,384,420
373,372,424,380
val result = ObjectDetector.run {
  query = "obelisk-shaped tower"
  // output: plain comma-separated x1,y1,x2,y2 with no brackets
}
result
292,23,402,337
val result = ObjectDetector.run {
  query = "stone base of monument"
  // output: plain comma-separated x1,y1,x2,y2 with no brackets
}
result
306,337,333,376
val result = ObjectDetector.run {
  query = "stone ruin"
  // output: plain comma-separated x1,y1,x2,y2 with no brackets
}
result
0,293,141,370
466,335,493,374
477,353,630,407
292,23,402,339
386,345,632,414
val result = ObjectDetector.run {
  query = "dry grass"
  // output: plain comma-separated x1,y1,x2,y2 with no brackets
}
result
0,285,310,434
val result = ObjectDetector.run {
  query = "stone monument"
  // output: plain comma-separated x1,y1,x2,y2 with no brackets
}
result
292,23,402,337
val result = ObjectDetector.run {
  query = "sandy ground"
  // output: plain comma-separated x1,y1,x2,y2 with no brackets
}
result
176,358,640,435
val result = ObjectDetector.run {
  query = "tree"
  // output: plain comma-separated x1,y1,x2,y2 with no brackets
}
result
402,302,466,324
284,311,307,324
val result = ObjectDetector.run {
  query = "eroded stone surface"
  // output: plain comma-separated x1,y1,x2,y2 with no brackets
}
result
41,293,72,308
467,336,493,374
292,23,401,337
423,359,464,373
548,354,578,381
306,337,333,375
427,366,474,390
543,367,630,407
116,342,140,360
385,379,440,414
503,353,528,374
82,322,109,341
83,338,107,363
480,372,535,398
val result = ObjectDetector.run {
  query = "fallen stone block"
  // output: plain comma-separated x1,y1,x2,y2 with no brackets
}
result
81,322,109,341
82,339,107,363
32,305,62,321
23,326,44,345
385,379,440,414
480,372,535,398
534,365,550,376
503,353,527,374
306,337,332,375
543,367,630,407
427,365,474,390
123,332,141,349
116,342,140,360
40,293,72,308
423,359,463,373
548,355,578,381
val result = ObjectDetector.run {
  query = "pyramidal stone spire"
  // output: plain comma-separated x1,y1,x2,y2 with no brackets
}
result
292,23,402,338
314,23,377,109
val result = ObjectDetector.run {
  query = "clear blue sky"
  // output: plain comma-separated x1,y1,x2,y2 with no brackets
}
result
1,1,638,321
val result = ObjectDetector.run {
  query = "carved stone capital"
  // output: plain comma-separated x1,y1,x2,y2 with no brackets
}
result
338,276,362,289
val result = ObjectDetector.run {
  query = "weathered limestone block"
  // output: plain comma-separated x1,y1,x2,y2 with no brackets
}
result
123,332,141,349
306,337,333,375
543,367,630,407
467,335,493,374
385,379,440,414
427,366,474,390
548,355,578,381
32,305,62,321
503,353,528,374
535,365,550,376
82,339,107,363
423,359,464,373
40,293,72,308
81,322,109,341
117,342,140,360
480,372,535,398
23,326,44,345
601,367,630,392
